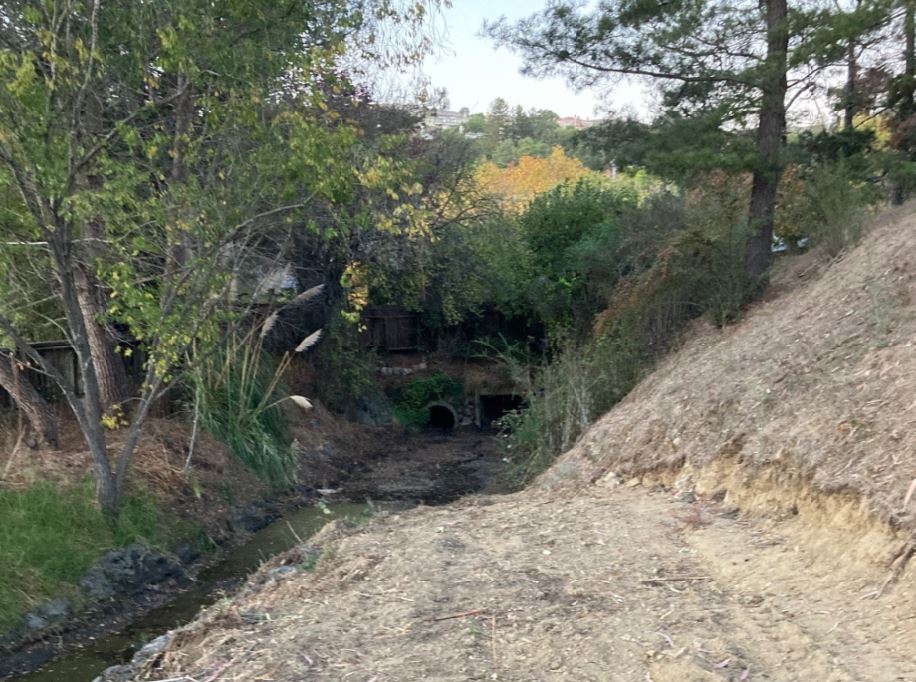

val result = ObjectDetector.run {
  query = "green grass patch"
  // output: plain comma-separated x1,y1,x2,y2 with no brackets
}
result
0,480,200,632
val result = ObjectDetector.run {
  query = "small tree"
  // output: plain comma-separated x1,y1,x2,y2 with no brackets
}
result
0,0,446,516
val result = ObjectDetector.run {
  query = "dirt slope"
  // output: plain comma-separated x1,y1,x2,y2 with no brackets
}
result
541,204,916,536
135,487,916,681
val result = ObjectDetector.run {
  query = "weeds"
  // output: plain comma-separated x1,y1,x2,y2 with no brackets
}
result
392,373,464,428
499,331,648,483
778,163,875,258
501,189,757,483
0,481,198,631
311,314,379,414
188,329,298,487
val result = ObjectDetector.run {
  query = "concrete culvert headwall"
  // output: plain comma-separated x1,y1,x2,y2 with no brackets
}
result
427,403,457,430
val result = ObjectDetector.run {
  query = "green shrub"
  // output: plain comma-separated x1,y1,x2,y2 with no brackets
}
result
502,185,755,482
0,481,198,631
778,162,875,257
392,372,464,428
311,314,380,414
500,327,648,483
189,335,297,487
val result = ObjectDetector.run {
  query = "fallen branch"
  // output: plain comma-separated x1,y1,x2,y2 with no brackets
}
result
641,576,711,583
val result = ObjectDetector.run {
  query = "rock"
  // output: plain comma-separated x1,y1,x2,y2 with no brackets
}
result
80,569,115,600
175,543,201,565
81,544,187,601
672,471,696,498
93,663,134,682
268,566,297,579
23,598,70,631
132,633,170,666
352,395,392,427
237,504,274,533
603,472,623,488
93,633,171,681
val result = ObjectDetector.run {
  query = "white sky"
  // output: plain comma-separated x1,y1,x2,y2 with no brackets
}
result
423,0,648,118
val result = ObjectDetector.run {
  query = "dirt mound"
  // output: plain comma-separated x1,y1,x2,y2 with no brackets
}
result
539,204,916,540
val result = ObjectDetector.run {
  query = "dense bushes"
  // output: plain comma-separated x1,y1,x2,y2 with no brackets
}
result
311,315,380,414
777,163,876,256
500,332,647,482
499,161,879,481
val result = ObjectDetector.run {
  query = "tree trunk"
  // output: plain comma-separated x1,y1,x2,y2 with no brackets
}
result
894,0,916,204
165,80,193,279
74,265,129,410
845,39,858,130
745,0,789,282
906,0,915,105
0,353,59,448
49,226,121,516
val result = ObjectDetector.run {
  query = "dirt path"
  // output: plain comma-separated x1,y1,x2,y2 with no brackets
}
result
137,486,916,682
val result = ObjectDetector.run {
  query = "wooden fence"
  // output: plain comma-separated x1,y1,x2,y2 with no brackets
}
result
0,341,81,408
0,341,145,408
361,305,420,351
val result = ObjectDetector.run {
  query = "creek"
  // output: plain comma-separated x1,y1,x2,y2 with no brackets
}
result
8,502,381,682
6,430,506,682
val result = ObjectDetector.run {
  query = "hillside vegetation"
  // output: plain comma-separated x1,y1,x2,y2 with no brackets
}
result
541,204,916,541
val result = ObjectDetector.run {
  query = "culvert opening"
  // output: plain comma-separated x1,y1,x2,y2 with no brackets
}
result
479,394,525,428
427,403,457,430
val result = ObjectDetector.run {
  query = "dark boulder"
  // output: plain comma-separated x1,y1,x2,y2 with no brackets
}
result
80,544,187,601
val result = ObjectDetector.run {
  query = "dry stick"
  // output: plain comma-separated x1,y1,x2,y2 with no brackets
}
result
432,608,488,622
1,421,24,479
874,538,916,599
183,384,200,472
2,356,27,479
286,520,305,544
640,576,711,583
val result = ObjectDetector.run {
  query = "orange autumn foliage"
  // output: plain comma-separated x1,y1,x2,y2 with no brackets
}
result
475,146,593,212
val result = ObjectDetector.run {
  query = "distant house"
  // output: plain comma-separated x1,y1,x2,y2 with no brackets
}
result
557,116,600,130
423,108,470,131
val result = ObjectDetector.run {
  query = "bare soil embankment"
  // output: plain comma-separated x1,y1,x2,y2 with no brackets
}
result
538,204,916,572
127,206,916,681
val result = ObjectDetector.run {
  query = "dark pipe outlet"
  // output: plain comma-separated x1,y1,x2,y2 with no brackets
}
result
427,403,457,430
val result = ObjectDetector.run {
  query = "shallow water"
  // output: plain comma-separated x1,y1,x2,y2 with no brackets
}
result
8,501,376,682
